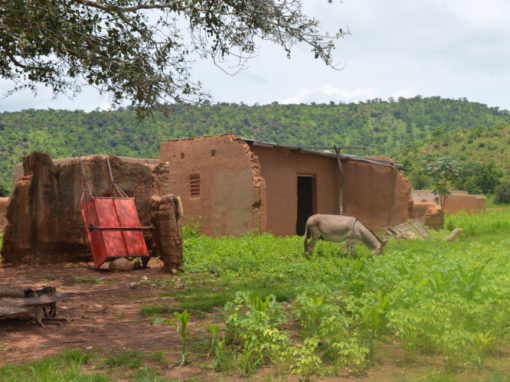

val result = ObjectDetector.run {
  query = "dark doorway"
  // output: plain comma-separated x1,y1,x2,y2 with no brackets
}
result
296,175,315,235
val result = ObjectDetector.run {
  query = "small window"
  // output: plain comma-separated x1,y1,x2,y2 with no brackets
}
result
190,174,200,198
211,149,216,157
180,152,185,159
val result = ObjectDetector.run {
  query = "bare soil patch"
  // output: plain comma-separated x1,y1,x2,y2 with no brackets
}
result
0,259,215,380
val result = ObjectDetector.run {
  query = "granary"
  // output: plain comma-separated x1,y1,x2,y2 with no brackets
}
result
160,134,413,236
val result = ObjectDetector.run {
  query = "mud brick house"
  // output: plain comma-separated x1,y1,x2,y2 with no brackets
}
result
160,134,413,236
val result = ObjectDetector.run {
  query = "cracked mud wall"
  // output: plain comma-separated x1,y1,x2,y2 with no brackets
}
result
251,149,412,234
160,135,266,237
1,152,159,265
342,157,413,231
413,201,444,229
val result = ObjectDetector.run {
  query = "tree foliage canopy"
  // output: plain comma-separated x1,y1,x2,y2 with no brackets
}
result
0,0,343,117
424,156,459,210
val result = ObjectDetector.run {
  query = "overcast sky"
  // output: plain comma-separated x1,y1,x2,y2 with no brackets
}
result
1,0,509,112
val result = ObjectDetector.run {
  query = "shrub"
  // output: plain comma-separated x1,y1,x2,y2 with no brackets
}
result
455,161,501,195
494,181,510,204
224,291,289,373
182,218,201,239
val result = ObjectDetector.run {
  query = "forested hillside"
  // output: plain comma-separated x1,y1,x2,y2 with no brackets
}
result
1,96,509,195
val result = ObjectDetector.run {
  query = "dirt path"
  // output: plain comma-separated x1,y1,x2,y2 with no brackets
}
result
0,260,215,379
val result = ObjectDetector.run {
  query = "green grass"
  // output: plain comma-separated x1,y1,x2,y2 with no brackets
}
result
142,233,355,314
104,350,144,370
143,209,510,321
63,275,112,285
445,207,510,237
0,350,173,382
0,350,107,382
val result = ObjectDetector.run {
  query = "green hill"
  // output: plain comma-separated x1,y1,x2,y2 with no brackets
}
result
1,96,509,195
396,122,510,193
400,123,510,170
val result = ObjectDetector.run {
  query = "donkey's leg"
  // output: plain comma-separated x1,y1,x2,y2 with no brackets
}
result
305,228,320,259
307,236,318,258
344,240,357,257
303,224,310,257
344,240,350,257
351,241,357,257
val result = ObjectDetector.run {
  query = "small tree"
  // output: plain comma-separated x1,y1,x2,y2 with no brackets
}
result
494,182,510,204
475,162,502,194
454,161,502,195
424,156,459,210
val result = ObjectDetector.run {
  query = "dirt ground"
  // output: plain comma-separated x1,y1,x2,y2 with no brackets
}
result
0,259,214,380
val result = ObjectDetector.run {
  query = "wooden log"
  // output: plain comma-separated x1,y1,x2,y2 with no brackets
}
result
0,286,56,298
445,228,463,242
0,289,24,298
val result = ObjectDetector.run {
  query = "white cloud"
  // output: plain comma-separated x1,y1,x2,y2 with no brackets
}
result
0,79,112,112
281,85,421,105
446,0,510,28
282,85,379,104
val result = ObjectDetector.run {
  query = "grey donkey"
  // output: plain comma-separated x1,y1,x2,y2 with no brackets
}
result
304,214,386,258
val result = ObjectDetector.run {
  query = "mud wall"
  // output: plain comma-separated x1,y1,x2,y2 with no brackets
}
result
413,201,444,229
412,190,486,214
252,148,412,234
1,152,161,265
249,146,339,236
342,158,413,231
160,135,266,237
13,155,160,183
446,193,486,214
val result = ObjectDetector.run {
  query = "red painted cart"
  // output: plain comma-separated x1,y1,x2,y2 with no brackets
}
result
80,156,151,268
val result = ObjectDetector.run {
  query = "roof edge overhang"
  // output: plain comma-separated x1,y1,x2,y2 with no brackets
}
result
236,138,404,170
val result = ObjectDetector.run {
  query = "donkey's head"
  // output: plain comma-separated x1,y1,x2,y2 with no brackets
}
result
371,236,387,256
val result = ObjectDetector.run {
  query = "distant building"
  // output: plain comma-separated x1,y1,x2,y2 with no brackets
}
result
412,190,486,215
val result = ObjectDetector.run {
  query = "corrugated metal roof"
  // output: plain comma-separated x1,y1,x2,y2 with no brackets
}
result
236,138,404,170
